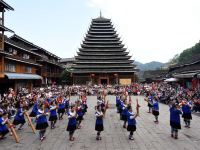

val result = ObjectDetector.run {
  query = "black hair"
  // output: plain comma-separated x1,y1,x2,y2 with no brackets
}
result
127,105,132,110
3,112,7,116
96,105,101,110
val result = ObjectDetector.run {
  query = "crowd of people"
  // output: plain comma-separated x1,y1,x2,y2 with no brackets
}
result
142,82,197,139
0,82,199,142
142,83,200,113
0,86,89,141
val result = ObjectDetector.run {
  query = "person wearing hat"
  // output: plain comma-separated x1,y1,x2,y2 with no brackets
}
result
169,103,182,139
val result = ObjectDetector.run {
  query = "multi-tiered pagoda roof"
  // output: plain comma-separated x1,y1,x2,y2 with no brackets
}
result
72,16,137,74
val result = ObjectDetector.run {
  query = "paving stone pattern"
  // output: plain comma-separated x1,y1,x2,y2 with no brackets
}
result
0,96,200,150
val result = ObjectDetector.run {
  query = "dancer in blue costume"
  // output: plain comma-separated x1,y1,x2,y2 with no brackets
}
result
181,101,192,128
126,103,139,140
95,105,104,140
169,103,182,139
13,102,26,130
49,101,58,129
152,97,159,123
67,105,77,141
36,104,49,141
0,111,9,140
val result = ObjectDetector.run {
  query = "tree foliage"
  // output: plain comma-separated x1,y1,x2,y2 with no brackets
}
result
168,54,179,65
168,41,200,65
178,42,200,63
60,69,73,85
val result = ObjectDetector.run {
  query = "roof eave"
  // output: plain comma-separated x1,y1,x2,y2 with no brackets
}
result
0,0,14,11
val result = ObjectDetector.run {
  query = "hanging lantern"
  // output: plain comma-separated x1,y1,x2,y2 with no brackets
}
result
114,73,118,77
91,74,95,77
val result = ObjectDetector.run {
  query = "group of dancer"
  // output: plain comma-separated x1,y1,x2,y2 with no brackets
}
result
0,84,195,143
145,91,193,139
66,94,88,141
0,90,88,142
116,92,140,140
94,91,108,140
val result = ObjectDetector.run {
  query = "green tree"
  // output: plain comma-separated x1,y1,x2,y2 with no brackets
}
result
168,54,179,65
178,42,200,63
60,69,73,85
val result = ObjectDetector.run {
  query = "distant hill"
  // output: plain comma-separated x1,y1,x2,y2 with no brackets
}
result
135,61,165,71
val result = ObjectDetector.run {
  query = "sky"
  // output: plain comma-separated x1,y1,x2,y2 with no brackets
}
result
5,0,200,63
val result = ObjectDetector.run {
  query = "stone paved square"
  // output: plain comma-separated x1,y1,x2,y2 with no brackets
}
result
0,95,200,150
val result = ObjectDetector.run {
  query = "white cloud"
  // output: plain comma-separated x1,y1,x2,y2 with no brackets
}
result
86,0,200,63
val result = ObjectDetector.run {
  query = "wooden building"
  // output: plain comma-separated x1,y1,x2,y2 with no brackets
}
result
72,15,137,85
142,69,168,83
169,55,200,89
10,34,64,85
0,1,63,93
0,1,41,93
60,57,75,69
0,0,14,78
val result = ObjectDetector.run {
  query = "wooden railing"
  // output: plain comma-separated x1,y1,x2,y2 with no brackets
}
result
6,55,38,65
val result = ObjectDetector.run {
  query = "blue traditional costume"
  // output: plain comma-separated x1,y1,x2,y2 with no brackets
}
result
76,105,83,129
0,114,9,139
182,103,192,128
49,105,58,129
119,99,124,120
13,108,26,130
67,109,77,141
127,110,137,140
95,108,104,140
58,99,65,120
121,103,128,128
116,95,121,113
82,98,88,115
29,102,38,117
152,100,159,123
36,109,49,141
170,104,182,139
147,96,153,113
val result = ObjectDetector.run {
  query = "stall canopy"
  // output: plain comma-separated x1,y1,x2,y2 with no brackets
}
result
164,78,179,82
5,73,42,80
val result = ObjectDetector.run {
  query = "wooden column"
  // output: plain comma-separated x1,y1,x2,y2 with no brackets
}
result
0,10,5,77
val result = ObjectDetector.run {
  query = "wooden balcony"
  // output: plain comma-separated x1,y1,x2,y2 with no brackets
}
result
5,55,41,66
